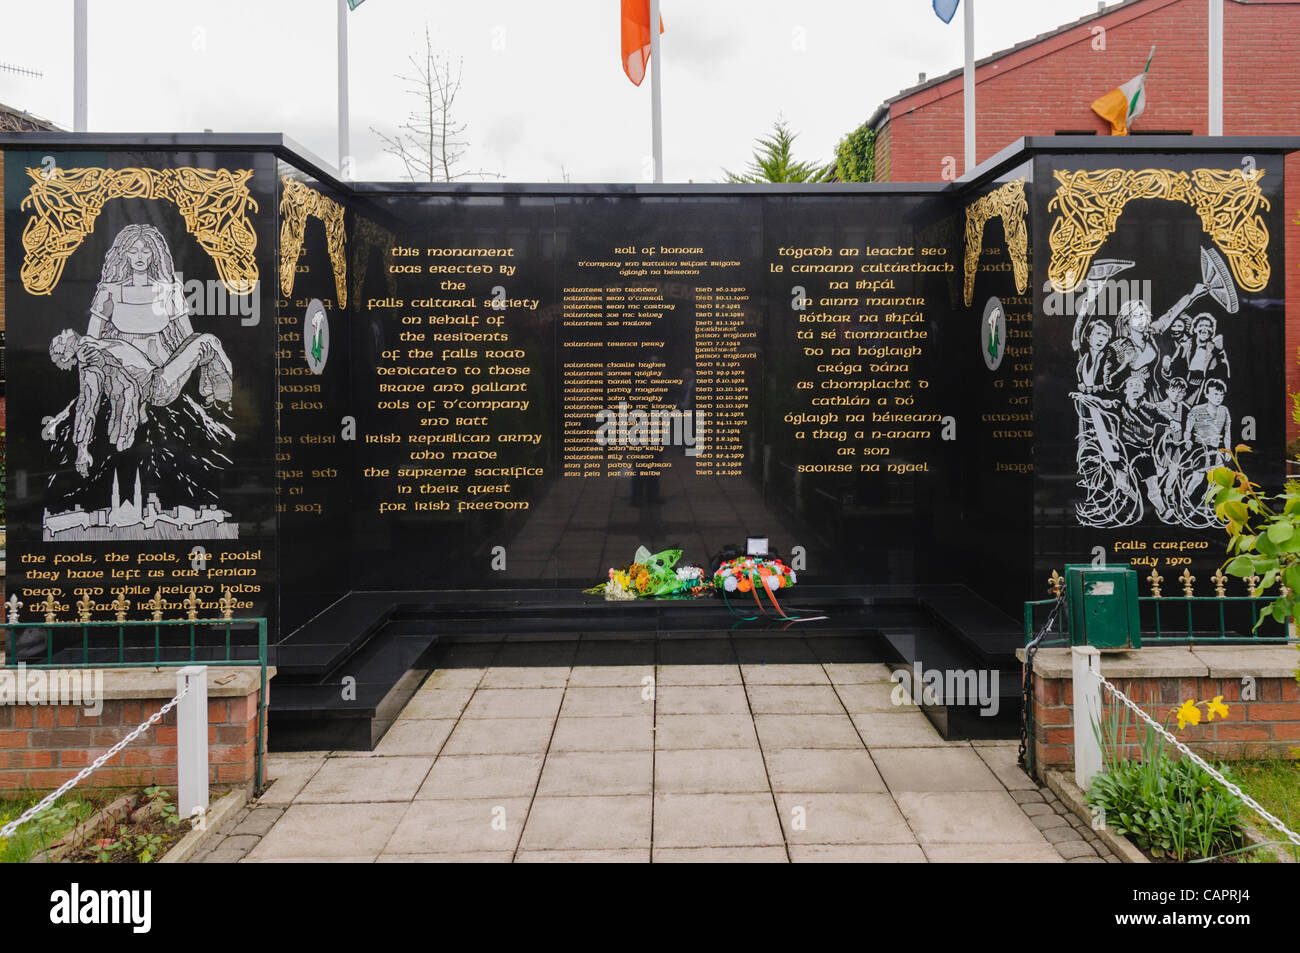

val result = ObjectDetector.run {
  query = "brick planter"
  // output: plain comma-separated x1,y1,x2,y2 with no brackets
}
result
1020,646,1300,778
0,666,273,792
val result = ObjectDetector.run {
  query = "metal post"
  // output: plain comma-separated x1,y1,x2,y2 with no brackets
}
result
1071,646,1102,790
337,0,351,178
176,666,209,819
1207,0,1223,135
73,0,87,132
963,0,976,173
649,0,663,183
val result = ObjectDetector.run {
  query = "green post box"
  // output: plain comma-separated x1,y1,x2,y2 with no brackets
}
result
1063,564,1141,650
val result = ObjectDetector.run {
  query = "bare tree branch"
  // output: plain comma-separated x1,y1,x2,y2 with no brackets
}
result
369,25,500,182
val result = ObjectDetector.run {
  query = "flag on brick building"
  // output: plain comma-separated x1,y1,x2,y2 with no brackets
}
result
1092,46,1155,135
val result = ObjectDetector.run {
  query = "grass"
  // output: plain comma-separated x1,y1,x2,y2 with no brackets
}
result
0,791,104,863
1233,759,1300,860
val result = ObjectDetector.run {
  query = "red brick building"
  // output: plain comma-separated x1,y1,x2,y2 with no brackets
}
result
868,0,1300,427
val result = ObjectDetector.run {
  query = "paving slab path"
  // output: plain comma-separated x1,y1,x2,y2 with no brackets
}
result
191,637,1116,863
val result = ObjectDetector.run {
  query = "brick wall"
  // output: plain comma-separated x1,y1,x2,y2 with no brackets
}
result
879,0,1300,180
0,667,269,792
1026,647,1300,775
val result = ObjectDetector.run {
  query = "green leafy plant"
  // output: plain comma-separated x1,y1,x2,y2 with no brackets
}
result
722,117,833,184
143,785,182,829
1088,692,1246,861
0,796,91,863
833,121,875,182
1206,449,1300,695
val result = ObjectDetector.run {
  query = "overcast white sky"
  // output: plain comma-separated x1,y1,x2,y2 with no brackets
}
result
0,0,1112,182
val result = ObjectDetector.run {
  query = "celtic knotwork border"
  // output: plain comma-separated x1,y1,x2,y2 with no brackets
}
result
1047,167,1270,293
279,176,347,308
19,166,259,296
962,177,1029,306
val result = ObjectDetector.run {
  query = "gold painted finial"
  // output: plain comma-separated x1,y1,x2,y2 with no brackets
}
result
1147,568,1164,599
183,589,200,622
1048,570,1065,599
146,589,165,622
1179,568,1196,598
75,594,93,623
1246,574,1262,597
40,594,65,624
1211,568,1228,598
217,588,236,621
111,590,130,623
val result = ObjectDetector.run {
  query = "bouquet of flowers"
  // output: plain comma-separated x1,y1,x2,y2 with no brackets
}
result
713,553,815,622
713,556,797,596
585,546,711,600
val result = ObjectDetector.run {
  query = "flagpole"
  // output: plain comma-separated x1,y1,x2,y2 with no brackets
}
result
1208,0,1223,135
73,0,87,132
963,0,975,173
338,0,351,178
649,0,663,182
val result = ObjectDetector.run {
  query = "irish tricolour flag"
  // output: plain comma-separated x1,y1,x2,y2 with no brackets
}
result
1091,46,1155,135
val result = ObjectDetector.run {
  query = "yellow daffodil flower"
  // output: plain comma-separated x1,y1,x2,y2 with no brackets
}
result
1206,696,1229,721
1174,699,1201,731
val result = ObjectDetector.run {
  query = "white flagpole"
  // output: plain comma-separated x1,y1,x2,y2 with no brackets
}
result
1208,0,1223,135
73,0,87,132
650,0,663,182
338,0,351,178
963,0,975,172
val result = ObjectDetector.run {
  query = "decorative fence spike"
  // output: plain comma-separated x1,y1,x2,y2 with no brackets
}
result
1211,568,1228,598
111,590,130,623
1246,574,1262,597
6,594,22,625
218,588,236,621
40,594,65,624
75,594,93,623
1147,568,1164,599
184,589,200,622
146,589,165,622
1179,568,1196,598
1048,569,1064,599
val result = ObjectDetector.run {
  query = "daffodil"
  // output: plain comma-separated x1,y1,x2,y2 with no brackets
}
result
1174,698,1201,731
1206,695,1229,721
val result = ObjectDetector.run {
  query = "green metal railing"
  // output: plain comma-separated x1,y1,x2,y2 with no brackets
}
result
2,617,269,791
1023,594,1293,648
1020,590,1296,779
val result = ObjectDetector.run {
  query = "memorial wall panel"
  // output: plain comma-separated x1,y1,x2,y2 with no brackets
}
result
274,166,354,633
1031,152,1287,593
2,149,279,627
336,190,991,603
956,168,1035,611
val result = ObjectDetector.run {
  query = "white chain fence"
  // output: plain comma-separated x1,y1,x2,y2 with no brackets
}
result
1097,672,1300,850
0,683,190,841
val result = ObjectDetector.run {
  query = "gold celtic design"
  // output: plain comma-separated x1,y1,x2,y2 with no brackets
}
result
19,166,259,295
962,177,1029,306
1047,167,1270,293
279,176,347,308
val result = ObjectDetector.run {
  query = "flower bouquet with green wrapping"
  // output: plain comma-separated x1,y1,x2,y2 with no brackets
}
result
584,546,710,600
